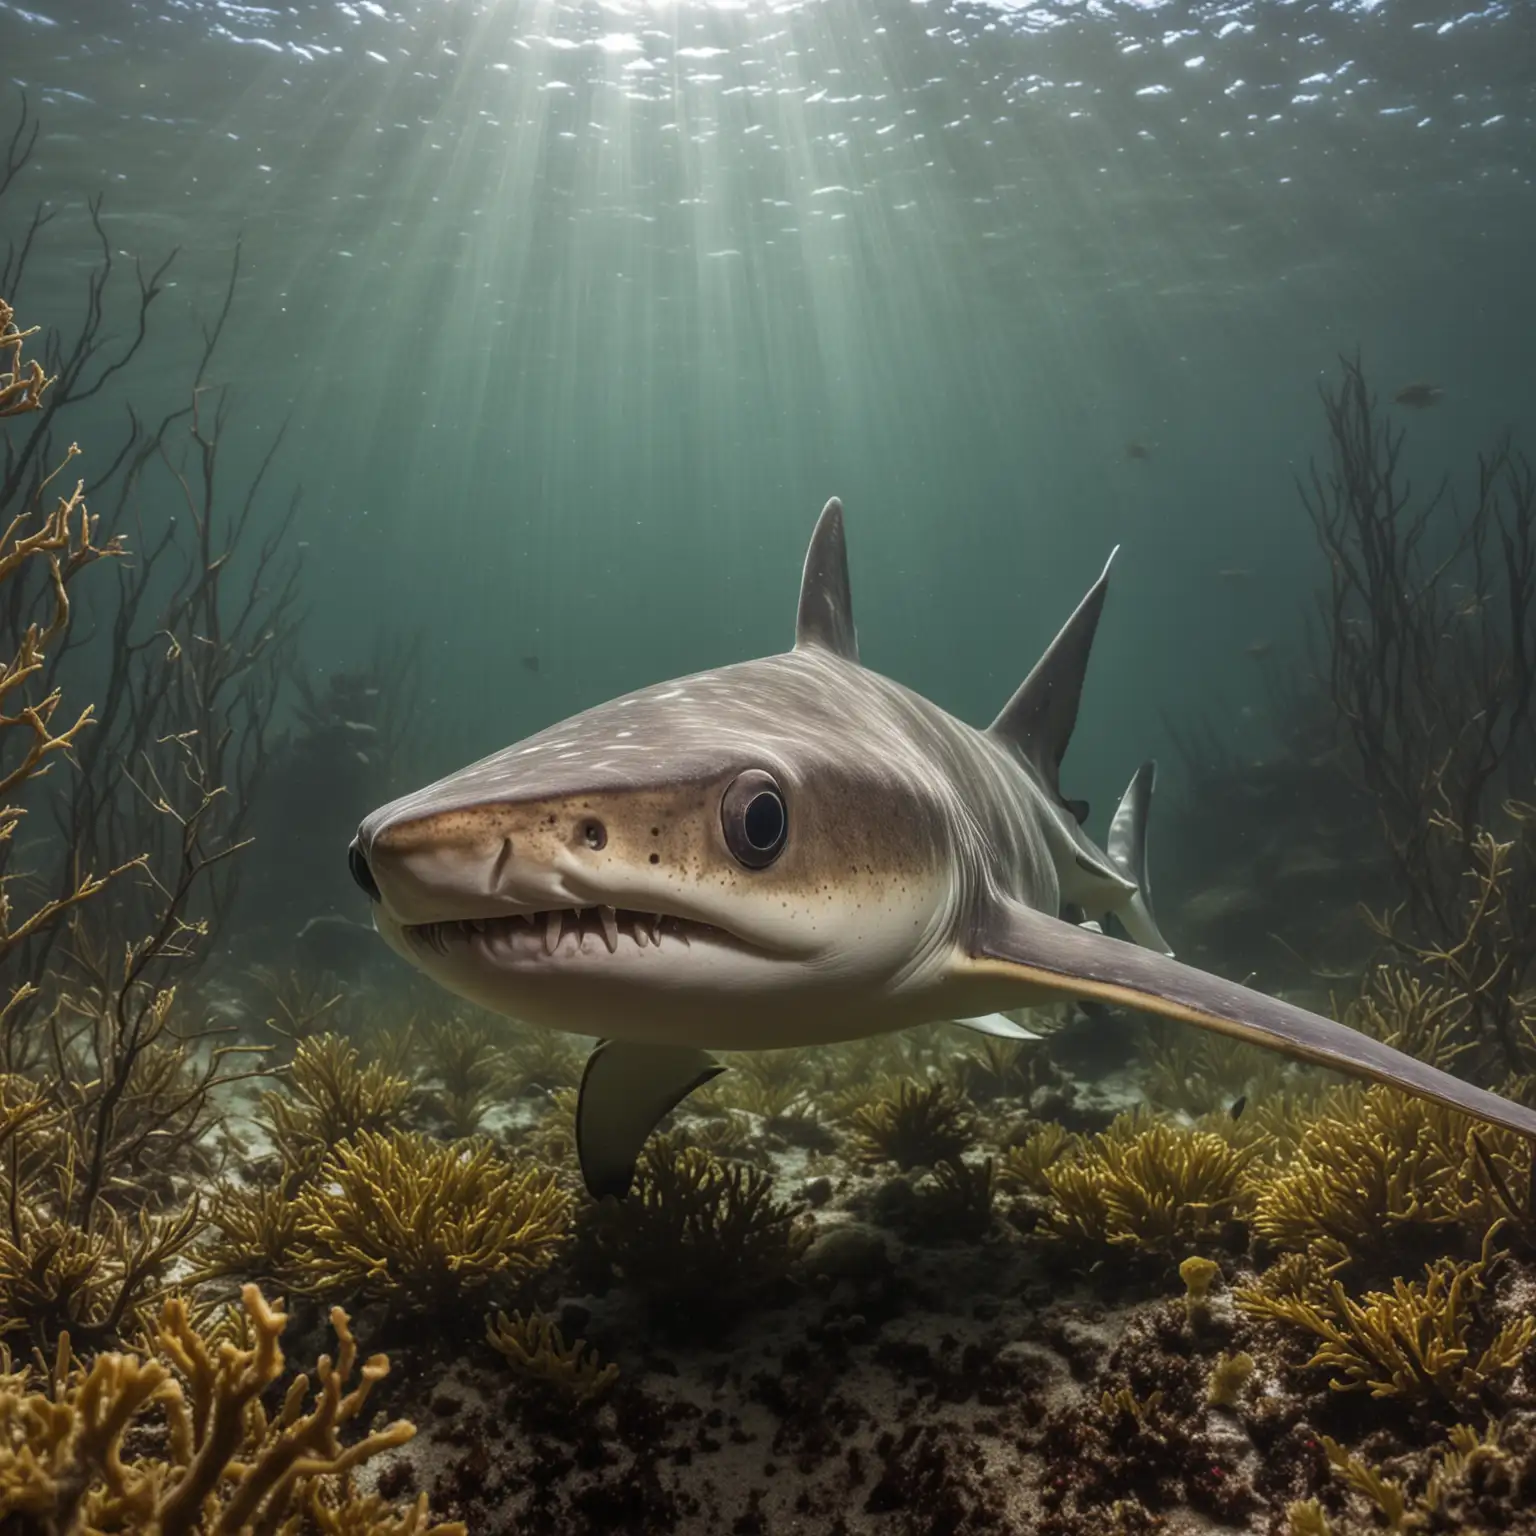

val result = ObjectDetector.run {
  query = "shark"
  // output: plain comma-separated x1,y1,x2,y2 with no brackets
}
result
351,498,1536,1198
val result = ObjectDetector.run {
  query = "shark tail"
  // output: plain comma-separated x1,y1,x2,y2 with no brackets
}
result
1106,760,1172,957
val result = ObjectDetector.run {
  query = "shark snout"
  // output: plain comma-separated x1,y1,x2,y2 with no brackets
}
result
358,810,536,926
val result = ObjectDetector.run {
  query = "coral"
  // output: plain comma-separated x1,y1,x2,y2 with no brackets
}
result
259,1033,414,1183
1042,1114,1255,1255
848,1079,976,1170
701,1050,820,1128
0,295,51,416
1179,1254,1221,1329
1302,355,1536,1072
293,1129,569,1315
1205,1351,1255,1408
580,1134,810,1323
0,1281,461,1534
1236,1228,1533,1409
486,1308,618,1405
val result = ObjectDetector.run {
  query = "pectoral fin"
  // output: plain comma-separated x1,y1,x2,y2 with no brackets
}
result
577,1040,725,1199
953,1012,1041,1041
968,898,1536,1141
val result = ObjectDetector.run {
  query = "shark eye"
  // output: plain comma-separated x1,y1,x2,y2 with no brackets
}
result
721,770,787,868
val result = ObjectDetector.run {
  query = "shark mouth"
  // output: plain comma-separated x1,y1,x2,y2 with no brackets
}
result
406,906,728,960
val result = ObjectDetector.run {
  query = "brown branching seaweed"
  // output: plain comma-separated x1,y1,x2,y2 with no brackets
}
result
487,1308,618,1405
259,1033,413,1185
0,1281,461,1534
580,1134,810,1321
0,295,50,417
193,1181,304,1287
1303,355,1536,1075
0,436,128,981
418,1016,507,1138
1042,1113,1256,1255
848,1079,976,1170
1238,1227,1533,1410
293,1130,569,1316
1250,1082,1535,1270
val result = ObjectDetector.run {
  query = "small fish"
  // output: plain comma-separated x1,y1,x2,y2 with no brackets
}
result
1125,440,1154,461
1218,568,1253,582
1230,1095,1247,1121
1394,383,1443,409
1245,640,1272,659
521,655,541,675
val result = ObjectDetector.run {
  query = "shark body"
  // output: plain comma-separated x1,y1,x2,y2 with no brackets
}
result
353,499,1536,1196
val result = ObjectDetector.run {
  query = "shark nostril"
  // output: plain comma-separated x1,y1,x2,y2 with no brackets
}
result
348,840,381,902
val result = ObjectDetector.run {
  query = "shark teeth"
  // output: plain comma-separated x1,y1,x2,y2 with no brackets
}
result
411,906,710,959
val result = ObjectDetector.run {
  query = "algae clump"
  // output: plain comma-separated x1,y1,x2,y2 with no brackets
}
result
293,1129,569,1314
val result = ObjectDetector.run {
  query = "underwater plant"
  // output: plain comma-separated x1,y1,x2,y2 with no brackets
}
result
1303,355,1536,1077
996,1121,1080,1194
1042,1113,1256,1255
1250,1081,1534,1270
417,1015,508,1138
1237,1227,1533,1410
486,1308,618,1405
193,1181,305,1287
292,1129,569,1316
579,1133,810,1322
259,1032,415,1184
848,1078,976,1170
0,1281,461,1534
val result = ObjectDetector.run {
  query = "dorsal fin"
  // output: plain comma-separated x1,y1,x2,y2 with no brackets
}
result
794,497,859,662
989,547,1117,798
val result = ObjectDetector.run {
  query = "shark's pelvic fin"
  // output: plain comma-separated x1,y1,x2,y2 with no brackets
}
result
794,496,859,662
1106,760,1172,956
577,1040,725,1199
988,547,1118,804
967,899,1536,1144
953,1011,1041,1041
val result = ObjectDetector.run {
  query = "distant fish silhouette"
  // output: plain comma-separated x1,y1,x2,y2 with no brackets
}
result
1218,568,1253,583
521,655,541,675
1125,440,1154,461
1245,640,1273,659
1394,383,1443,409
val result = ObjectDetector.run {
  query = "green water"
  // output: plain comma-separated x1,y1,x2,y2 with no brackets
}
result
4,0,1533,844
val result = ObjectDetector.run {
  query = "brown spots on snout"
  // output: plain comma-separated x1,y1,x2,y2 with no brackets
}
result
371,804,522,857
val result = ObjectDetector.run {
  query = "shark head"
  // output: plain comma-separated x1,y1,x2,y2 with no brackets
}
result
352,503,989,1045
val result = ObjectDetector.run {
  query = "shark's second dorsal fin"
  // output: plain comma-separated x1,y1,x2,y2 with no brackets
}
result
988,547,1117,799
795,497,859,662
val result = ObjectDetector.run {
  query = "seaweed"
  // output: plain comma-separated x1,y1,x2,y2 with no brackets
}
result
579,1133,810,1324
417,1016,507,1138
0,1281,461,1534
1236,1227,1533,1410
259,1033,414,1186
486,1308,618,1405
848,1078,976,1170
193,1181,304,1287
1250,1082,1533,1273
997,1121,1079,1194
292,1129,569,1316
1042,1114,1255,1256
